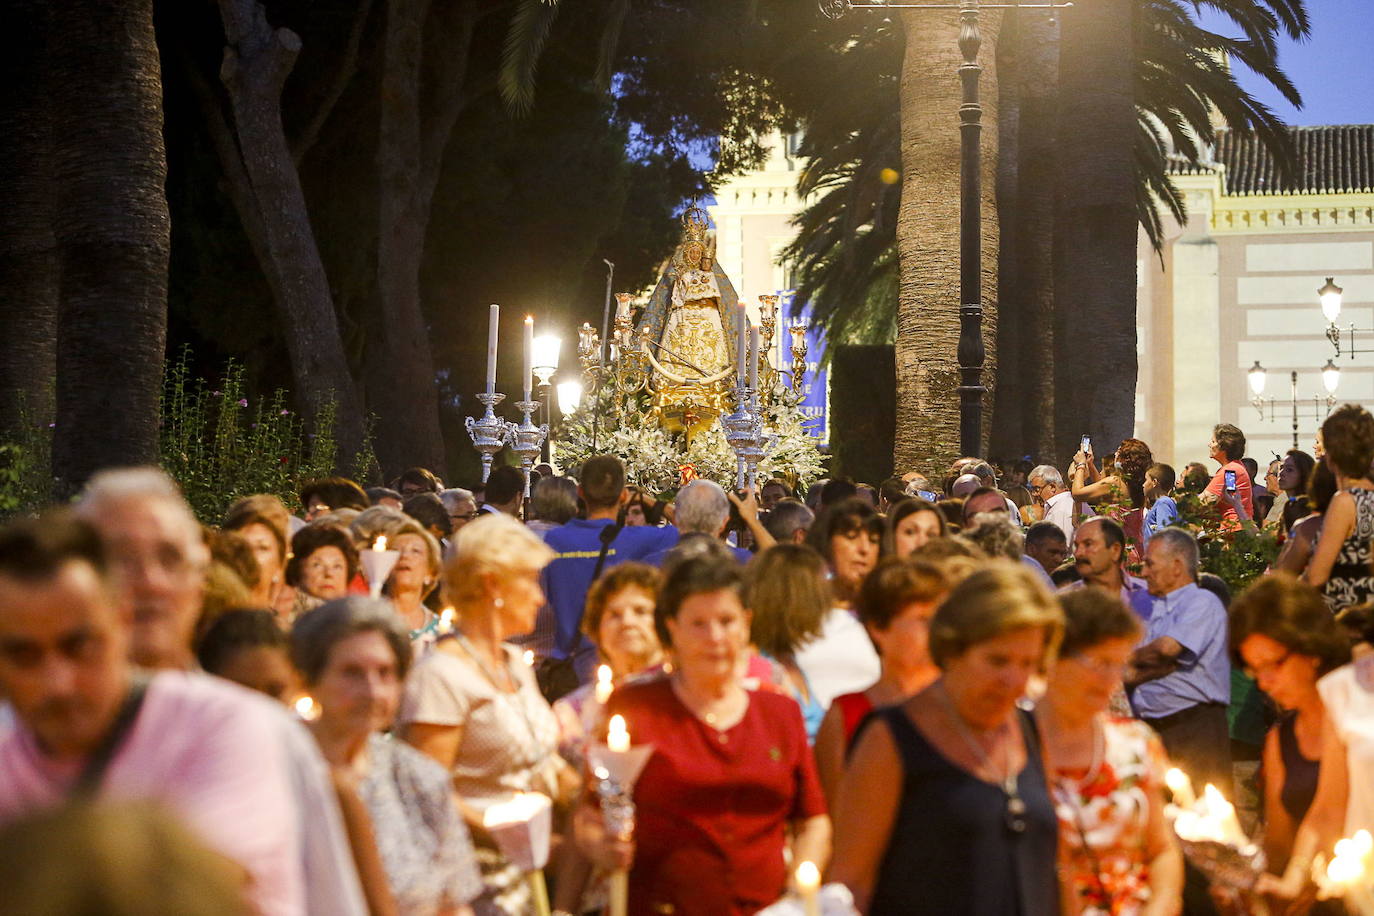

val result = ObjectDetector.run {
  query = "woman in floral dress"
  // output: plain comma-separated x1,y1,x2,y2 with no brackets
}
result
1303,404,1374,612
1037,588,1183,916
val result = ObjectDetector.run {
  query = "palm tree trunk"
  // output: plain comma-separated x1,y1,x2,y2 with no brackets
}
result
1009,9,1059,463
0,0,57,437
48,0,169,495
1053,0,1136,460
894,9,1001,472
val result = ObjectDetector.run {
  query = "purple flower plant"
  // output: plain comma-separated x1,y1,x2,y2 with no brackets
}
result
237,398,248,407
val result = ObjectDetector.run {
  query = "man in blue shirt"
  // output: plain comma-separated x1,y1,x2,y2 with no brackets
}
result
529,456,677,683
1126,527,1232,793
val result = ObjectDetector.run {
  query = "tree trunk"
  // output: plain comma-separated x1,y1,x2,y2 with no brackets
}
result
213,0,368,460
49,0,169,495
893,9,1000,473
1009,9,1059,463
0,0,57,437
367,0,479,477
1053,0,1136,461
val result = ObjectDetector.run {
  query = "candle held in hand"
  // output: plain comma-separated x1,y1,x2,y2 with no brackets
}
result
595,665,614,705
372,535,388,553
796,860,821,916
1165,767,1195,808
607,714,631,753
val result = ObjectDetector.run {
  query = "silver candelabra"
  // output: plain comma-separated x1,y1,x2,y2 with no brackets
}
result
465,392,508,484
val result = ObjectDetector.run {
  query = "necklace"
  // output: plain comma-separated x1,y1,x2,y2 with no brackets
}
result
670,675,744,732
937,683,1028,834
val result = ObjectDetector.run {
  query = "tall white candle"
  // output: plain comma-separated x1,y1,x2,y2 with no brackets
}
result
749,323,759,390
523,316,534,401
735,302,747,383
486,304,499,395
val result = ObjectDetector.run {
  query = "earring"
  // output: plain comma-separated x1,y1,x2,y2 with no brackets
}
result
494,596,505,609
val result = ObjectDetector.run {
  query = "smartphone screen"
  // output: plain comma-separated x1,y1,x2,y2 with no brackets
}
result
916,490,939,503
1224,469,1237,492
1080,435,1091,454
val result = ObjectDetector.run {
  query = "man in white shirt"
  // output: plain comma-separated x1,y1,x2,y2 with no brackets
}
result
1029,464,1076,541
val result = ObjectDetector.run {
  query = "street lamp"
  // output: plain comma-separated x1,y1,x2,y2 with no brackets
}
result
1245,362,1338,449
557,381,583,416
821,0,1071,455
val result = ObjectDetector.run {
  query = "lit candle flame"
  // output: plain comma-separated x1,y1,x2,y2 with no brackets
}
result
294,695,321,721
523,649,535,667
372,535,388,552
607,713,631,753
796,860,821,916
595,664,614,705
440,607,455,633
1165,767,1196,808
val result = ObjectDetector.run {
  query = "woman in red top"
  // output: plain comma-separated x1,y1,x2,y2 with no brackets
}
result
575,553,830,916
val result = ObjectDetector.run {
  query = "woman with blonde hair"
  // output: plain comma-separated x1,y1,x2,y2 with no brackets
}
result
830,563,1064,915
377,515,443,654
399,514,577,916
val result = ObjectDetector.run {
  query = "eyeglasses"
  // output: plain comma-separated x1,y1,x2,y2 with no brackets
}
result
1243,650,1291,680
449,512,480,522
1070,654,1128,679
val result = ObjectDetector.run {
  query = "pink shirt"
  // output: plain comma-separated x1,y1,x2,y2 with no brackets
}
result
1205,460,1253,528
0,671,305,916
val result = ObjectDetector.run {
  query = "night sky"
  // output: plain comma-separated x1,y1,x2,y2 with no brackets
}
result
1203,0,1374,126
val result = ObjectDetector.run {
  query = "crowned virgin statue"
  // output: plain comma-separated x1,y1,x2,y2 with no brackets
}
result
636,204,745,434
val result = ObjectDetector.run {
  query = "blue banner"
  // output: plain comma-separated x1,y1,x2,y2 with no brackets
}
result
780,292,829,446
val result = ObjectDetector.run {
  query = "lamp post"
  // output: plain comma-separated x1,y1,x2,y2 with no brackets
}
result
1247,361,1339,450
821,0,1071,455
532,334,561,464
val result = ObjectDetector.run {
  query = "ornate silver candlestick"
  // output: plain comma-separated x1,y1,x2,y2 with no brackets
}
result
465,392,509,484
721,386,764,491
508,399,548,496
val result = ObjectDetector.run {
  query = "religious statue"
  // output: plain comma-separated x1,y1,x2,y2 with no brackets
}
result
636,204,744,435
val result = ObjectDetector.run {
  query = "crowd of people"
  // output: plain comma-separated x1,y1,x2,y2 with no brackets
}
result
3,407,1374,916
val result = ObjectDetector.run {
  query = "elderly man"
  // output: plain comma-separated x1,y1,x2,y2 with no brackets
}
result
438,487,480,535
0,511,314,915
1126,528,1232,793
73,468,367,916
645,480,774,565
1028,464,1076,541
1064,517,1153,621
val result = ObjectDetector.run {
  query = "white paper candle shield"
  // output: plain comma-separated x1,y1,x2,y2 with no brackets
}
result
359,548,400,599
482,792,553,872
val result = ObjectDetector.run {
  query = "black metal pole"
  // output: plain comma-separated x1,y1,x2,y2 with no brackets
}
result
956,0,987,456
592,259,614,454
1291,371,1299,451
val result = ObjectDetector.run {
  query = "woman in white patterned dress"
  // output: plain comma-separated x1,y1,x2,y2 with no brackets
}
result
293,597,483,916
1036,588,1183,916
401,514,578,916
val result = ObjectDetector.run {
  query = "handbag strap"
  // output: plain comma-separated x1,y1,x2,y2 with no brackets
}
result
565,522,622,657
73,673,151,797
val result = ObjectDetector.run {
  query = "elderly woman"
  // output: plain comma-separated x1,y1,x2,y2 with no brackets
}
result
745,544,834,738
376,516,444,653
1037,587,1182,916
285,523,359,618
400,515,576,916
1227,576,1351,913
885,498,947,557
797,498,883,707
222,496,291,615
575,553,830,916
292,598,482,916
830,563,1064,915
814,557,950,807
552,562,664,770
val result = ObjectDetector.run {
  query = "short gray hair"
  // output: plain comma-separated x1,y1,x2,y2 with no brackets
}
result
290,596,411,685
438,488,475,512
765,499,814,542
531,477,578,525
675,480,730,535
1029,465,1064,489
1150,527,1200,578
75,467,205,557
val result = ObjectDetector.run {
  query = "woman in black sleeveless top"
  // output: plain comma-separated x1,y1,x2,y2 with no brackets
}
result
1229,574,1350,912
830,565,1063,915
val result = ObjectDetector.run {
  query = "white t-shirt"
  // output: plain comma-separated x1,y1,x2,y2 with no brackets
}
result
794,607,882,709
1318,659,1374,836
